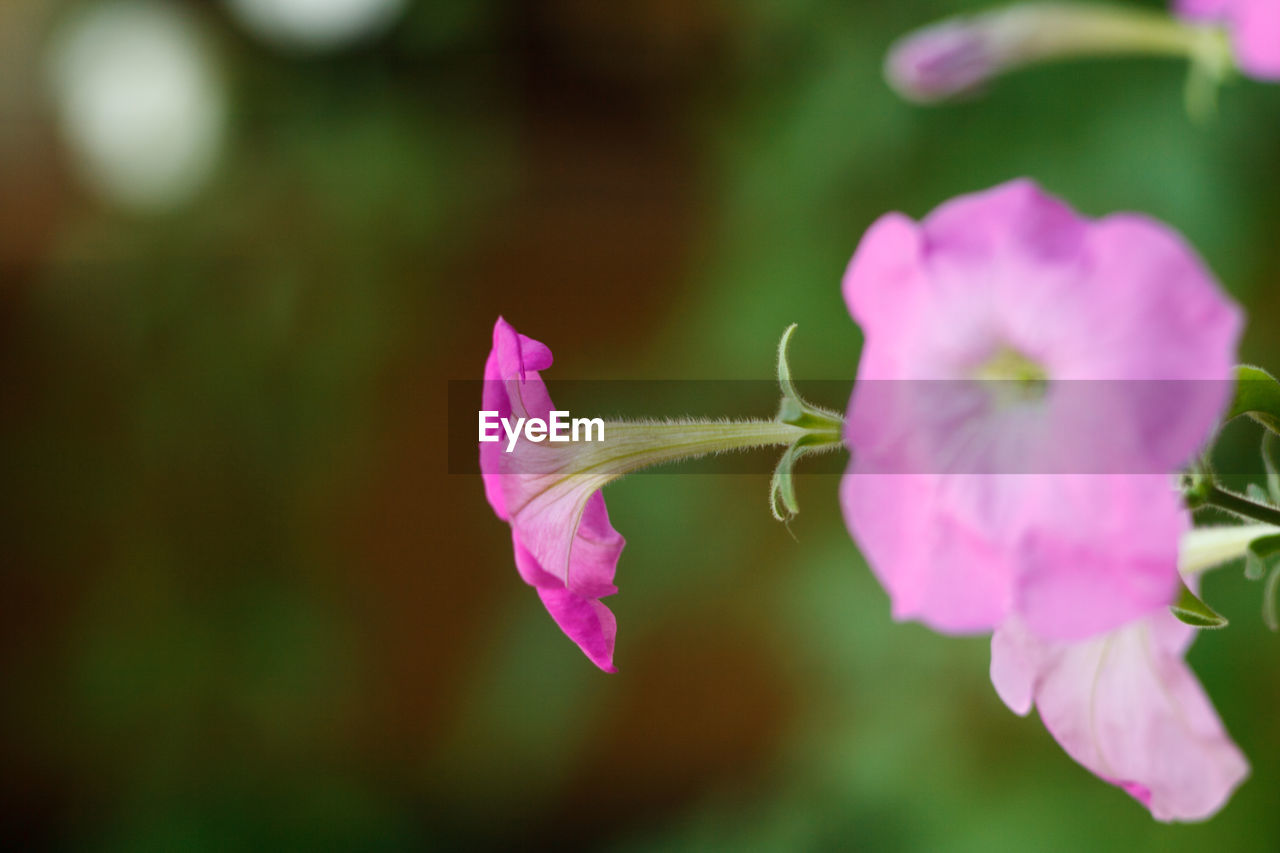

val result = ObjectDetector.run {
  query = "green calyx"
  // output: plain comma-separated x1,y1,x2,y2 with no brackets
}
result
1178,371,1280,629
769,325,845,522
1226,365,1280,435
1172,579,1229,629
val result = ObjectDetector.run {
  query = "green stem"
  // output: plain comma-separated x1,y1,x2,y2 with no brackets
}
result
996,3,1225,65
1203,484,1280,528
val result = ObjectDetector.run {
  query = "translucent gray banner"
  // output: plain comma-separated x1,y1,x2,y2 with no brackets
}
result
450,380,1270,476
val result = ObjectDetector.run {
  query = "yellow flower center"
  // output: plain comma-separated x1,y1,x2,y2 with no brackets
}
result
975,346,1048,402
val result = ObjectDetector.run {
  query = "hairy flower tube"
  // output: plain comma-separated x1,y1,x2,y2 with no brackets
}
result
481,318,841,670
987,526,1264,821
1177,0,1280,79
885,2,1234,108
840,179,1242,639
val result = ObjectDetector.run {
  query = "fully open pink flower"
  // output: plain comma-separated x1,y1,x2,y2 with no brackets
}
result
481,317,624,671
1177,0,1280,80
991,602,1249,821
841,179,1241,639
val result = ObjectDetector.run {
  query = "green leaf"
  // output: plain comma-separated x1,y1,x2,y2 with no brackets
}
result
1170,580,1229,629
1246,483,1271,503
1264,431,1280,504
1226,365,1280,434
1265,566,1280,632
1244,534,1280,581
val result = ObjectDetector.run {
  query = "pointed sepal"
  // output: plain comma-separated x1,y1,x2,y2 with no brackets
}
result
1226,365,1280,435
1171,579,1229,629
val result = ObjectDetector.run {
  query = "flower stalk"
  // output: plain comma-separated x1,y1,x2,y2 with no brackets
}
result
1201,483,1280,527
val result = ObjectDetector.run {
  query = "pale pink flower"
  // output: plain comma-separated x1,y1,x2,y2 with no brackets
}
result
840,179,1242,639
481,317,624,672
991,600,1249,821
1177,0,1280,79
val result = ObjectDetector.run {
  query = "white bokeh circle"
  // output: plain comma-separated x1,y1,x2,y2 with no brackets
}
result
47,1,228,212
225,0,408,52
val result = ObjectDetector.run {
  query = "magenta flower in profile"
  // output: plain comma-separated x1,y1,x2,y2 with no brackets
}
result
478,319,837,669
991,598,1249,821
1177,0,1280,79
481,318,624,672
840,179,1242,640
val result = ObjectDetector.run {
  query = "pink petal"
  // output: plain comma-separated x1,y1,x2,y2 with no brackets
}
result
1234,0,1280,79
991,612,1249,822
840,471,1014,632
1013,476,1187,641
481,317,555,520
840,213,929,379
535,586,618,673
989,614,1039,715
514,488,622,597
1067,214,1242,382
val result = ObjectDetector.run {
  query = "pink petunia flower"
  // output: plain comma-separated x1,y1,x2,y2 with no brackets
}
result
1176,0,1280,79
840,179,1242,640
481,317,625,672
991,589,1249,821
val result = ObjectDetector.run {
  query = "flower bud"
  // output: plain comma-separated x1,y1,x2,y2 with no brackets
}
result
886,2,1231,104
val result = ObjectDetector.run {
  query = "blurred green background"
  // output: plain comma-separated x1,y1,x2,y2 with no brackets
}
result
3,0,1280,849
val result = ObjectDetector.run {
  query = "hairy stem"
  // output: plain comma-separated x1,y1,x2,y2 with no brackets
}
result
1203,484,1280,528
